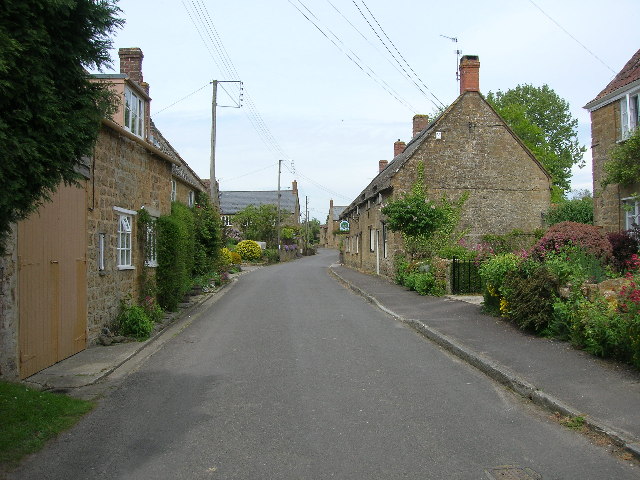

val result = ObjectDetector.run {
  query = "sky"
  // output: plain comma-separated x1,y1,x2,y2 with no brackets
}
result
98,0,640,221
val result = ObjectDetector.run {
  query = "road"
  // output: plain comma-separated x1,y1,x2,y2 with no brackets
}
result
10,249,639,479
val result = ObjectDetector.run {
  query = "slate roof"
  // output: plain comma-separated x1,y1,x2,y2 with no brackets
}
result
219,190,297,215
332,206,347,221
585,48,640,109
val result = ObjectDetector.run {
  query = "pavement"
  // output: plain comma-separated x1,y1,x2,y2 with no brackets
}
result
21,259,640,461
328,264,640,461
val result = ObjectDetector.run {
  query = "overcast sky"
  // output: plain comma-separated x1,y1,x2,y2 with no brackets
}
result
100,0,640,221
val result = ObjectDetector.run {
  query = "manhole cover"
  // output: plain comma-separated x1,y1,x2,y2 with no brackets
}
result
485,465,541,480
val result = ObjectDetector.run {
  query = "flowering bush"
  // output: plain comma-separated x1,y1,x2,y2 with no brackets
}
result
608,231,639,273
220,247,233,266
230,251,242,264
235,240,262,261
531,221,612,261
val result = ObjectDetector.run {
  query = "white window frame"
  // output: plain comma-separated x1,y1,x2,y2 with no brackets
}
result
620,92,639,140
355,234,359,254
188,190,195,207
171,179,177,202
114,207,137,270
623,197,640,230
98,233,106,271
124,87,145,137
221,215,232,227
370,227,375,252
382,223,388,259
144,217,158,267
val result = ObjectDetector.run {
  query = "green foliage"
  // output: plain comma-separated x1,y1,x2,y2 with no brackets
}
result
156,203,195,311
532,221,612,261
281,227,295,240
394,257,445,296
543,244,610,285
302,218,321,244
262,248,280,264
0,0,123,251
546,196,594,225
236,240,262,261
438,244,477,260
0,380,94,468
220,247,233,267
192,192,223,276
382,162,467,258
486,84,586,195
116,301,155,340
502,264,559,333
602,127,640,188
233,204,289,247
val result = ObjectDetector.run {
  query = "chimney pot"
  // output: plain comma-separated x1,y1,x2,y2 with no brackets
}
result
412,114,429,138
459,55,480,95
379,160,389,173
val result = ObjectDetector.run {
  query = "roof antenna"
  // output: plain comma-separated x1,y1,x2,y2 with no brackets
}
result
440,35,461,81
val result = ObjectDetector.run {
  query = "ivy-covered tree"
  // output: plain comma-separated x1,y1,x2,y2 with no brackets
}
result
192,192,223,275
602,126,640,188
0,0,123,249
486,84,586,199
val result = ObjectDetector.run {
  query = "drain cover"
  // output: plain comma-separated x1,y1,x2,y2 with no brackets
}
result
485,465,541,480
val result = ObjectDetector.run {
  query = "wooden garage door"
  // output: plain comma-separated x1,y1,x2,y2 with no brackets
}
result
18,183,88,379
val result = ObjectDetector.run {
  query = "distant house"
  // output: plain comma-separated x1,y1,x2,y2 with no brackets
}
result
340,55,551,276
0,48,206,380
320,200,348,249
584,48,640,232
219,181,301,227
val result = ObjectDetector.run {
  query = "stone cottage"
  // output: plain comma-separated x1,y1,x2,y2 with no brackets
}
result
0,48,206,379
219,181,301,228
320,199,348,249
584,48,640,232
340,55,551,277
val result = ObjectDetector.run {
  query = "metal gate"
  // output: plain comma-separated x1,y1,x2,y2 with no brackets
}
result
451,257,484,294
18,183,88,378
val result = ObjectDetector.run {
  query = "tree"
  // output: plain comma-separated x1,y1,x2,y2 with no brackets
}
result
233,204,292,247
601,126,640,188
0,0,123,250
545,192,594,226
486,84,586,199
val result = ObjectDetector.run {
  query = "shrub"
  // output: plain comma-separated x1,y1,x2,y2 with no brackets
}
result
502,264,558,332
220,247,233,266
545,197,593,225
230,250,242,265
608,230,639,273
262,248,279,264
438,244,477,260
532,221,612,261
543,244,610,285
478,253,524,315
235,240,262,261
117,302,154,340
192,192,223,276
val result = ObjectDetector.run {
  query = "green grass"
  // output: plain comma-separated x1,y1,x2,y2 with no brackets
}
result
0,381,94,469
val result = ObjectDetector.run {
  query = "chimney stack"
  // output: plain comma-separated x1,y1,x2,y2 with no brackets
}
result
412,114,429,138
292,180,298,194
393,139,406,157
459,55,480,95
119,48,144,86
379,160,389,173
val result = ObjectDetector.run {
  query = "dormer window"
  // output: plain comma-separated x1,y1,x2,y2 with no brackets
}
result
620,92,639,140
125,86,145,137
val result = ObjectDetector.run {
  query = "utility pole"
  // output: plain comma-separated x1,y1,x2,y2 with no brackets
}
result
209,80,242,208
276,159,282,254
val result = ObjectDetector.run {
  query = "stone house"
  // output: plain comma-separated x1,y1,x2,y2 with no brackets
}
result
0,48,206,380
584,48,640,232
219,181,301,228
320,200,348,249
340,55,552,277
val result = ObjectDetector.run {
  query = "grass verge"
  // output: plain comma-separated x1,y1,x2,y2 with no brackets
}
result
0,381,94,470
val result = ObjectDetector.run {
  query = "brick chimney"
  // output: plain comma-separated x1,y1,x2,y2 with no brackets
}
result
412,114,429,138
119,48,144,85
292,180,298,194
379,160,389,173
459,55,480,94
394,139,406,157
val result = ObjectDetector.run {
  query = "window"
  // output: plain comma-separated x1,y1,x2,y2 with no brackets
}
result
117,214,133,268
623,197,640,230
355,234,359,254
382,223,388,259
171,179,177,202
221,215,232,227
188,190,195,207
124,87,144,137
370,228,376,252
145,218,158,267
620,93,639,140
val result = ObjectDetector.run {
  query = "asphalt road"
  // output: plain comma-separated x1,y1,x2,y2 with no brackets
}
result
10,249,639,479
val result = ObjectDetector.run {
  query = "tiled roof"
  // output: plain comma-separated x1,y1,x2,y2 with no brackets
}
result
220,190,297,215
332,206,347,221
587,48,640,106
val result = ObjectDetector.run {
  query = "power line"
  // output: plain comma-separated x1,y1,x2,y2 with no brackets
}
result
288,0,419,112
152,82,211,115
526,0,615,74
283,162,352,202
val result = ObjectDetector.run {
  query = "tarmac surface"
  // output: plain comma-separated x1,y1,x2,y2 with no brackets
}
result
23,257,640,461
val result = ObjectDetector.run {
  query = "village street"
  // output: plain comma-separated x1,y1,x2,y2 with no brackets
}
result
9,249,639,479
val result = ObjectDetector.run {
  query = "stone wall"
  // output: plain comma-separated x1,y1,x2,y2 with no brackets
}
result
86,126,172,342
590,101,639,232
0,228,18,379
